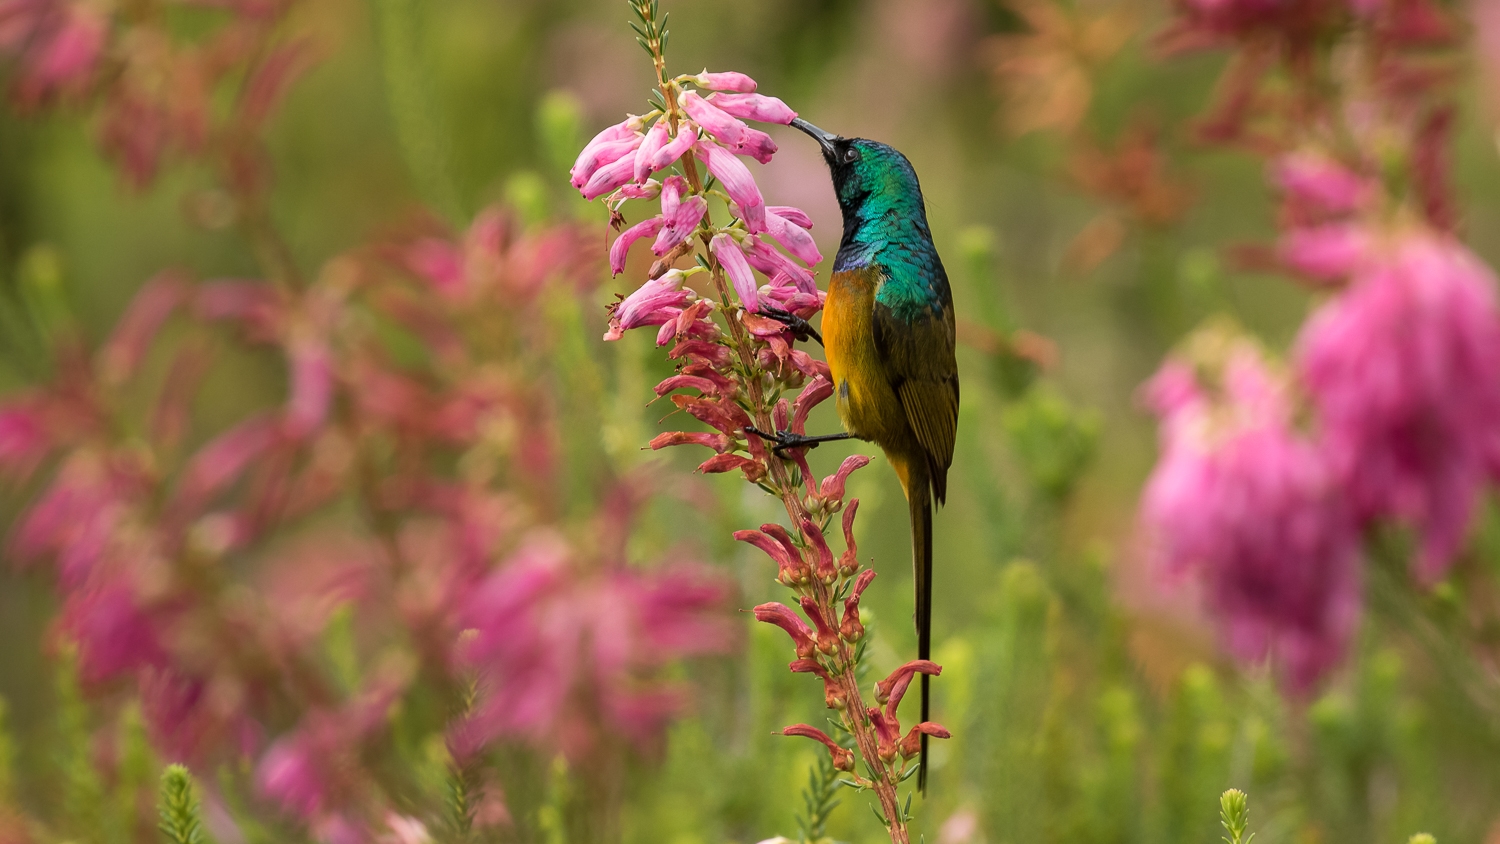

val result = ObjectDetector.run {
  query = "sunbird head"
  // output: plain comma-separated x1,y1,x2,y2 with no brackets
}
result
789,117,924,217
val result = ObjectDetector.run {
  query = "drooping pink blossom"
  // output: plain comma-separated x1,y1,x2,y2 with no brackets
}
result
691,70,757,92
571,117,645,188
743,235,815,293
633,119,671,184
646,121,697,174
609,216,666,276
1297,232,1500,582
604,270,695,341
651,177,707,257
581,154,640,200
696,139,765,233
1141,346,1361,692
764,208,822,266
710,233,759,312
680,91,747,150
708,93,797,125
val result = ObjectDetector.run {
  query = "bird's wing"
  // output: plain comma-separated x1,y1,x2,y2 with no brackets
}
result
872,287,958,504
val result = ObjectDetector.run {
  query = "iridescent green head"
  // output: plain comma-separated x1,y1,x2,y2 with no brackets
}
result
790,118,926,222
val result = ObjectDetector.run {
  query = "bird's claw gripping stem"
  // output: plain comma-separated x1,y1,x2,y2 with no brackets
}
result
745,426,852,457
759,305,823,346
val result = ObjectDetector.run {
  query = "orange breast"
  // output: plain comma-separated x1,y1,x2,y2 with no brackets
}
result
822,267,909,449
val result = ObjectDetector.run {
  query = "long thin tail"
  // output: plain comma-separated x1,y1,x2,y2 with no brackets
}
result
908,460,933,794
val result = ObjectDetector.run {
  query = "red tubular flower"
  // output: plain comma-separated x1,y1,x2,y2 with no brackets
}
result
697,453,763,479
820,455,870,503
867,706,900,762
671,394,751,435
780,724,855,771
875,660,943,712
799,519,836,582
789,658,846,709
653,374,726,398
798,595,838,654
897,723,952,760
842,569,875,642
754,602,817,659
649,430,731,452
838,499,861,575
667,338,733,368
734,527,804,584
792,375,835,435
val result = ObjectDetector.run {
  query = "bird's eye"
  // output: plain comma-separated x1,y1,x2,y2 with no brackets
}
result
842,147,859,163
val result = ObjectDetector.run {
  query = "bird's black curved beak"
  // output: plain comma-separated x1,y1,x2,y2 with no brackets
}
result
790,117,840,161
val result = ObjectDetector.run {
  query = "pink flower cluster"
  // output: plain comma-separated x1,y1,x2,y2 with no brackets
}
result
0,206,735,838
571,69,820,316
1142,344,1360,692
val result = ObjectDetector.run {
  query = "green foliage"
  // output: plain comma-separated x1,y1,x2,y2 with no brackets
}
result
1219,789,1254,844
795,741,843,843
157,765,208,844
0,697,13,805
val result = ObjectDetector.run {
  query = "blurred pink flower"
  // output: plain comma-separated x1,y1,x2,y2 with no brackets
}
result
1142,347,1361,692
1271,152,1375,216
3,0,106,105
452,533,731,760
1279,223,1372,282
58,582,169,683
1297,231,1500,581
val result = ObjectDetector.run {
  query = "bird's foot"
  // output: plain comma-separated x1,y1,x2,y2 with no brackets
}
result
758,305,823,346
744,426,851,457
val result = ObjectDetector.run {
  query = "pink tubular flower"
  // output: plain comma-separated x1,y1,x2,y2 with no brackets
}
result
711,233,759,311
707,93,797,125
633,119,671,184
582,154,640,200
1296,232,1500,582
753,602,817,658
1142,346,1361,692
743,235,815,293
571,118,644,187
765,208,822,266
646,121,697,173
609,216,666,276
652,177,707,256
691,70,757,92
819,455,870,502
604,270,695,341
680,91,747,150
696,139,765,233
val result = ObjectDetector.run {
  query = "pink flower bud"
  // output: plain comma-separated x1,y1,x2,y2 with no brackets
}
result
582,154,640,200
692,70,758,92
571,130,642,189
651,430,731,452
698,454,761,476
711,233,760,312
697,140,765,233
614,180,661,201
765,209,822,266
734,127,778,165
648,122,698,173
799,519,836,582
867,706,900,761
780,724,855,771
609,216,666,276
681,91,748,149
633,120,671,183
707,93,797,125
284,335,333,439
754,603,817,658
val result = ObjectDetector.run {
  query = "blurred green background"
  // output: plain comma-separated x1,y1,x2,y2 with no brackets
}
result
5,0,1500,842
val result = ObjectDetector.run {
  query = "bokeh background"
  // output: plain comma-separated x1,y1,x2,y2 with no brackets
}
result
2,0,1500,842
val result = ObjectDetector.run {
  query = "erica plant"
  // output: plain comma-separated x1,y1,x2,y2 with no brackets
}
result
1141,0,1500,702
570,2,948,840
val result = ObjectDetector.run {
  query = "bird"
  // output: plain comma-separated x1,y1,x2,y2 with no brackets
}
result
753,117,958,793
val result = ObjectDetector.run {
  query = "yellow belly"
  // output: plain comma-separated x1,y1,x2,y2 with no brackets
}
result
822,267,911,452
